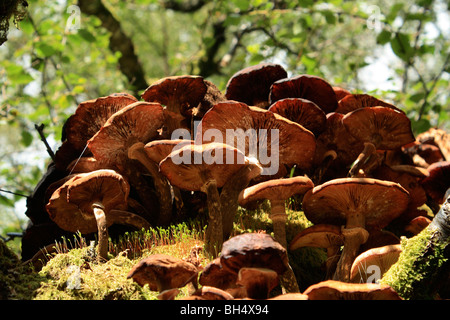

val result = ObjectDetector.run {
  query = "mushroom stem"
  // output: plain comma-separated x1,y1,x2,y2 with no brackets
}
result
202,178,224,258
270,199,288,249
270,199,301,293
333,226,369,282
93,203,109,261
128,142,173,225
220,163,262,240
313,150,337,184
348,142,377,177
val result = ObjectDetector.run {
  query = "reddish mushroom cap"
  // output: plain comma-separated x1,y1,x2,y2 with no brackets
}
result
144,139,193,164
269,74,338,113
302,178,410,230
342,106,415,150
335,93,402,114
289,224,344,251
225,63,288,108
196,101,316,177
63,93,138,151
238,176,314,206
268,98,327,136
159,142,250,191
87,101,165,168
422,161,450,204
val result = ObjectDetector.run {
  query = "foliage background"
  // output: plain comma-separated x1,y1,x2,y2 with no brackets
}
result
0,0,449,256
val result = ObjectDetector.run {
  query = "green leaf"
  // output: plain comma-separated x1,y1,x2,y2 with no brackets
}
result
20,130,33,147
376,30,392,45
35,42,58,57
390,32,414,62
78,29,96,43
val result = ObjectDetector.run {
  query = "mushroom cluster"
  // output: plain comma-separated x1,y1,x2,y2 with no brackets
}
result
22,63,449,298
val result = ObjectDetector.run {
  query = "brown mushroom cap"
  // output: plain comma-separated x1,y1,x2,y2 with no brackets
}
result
303,280,402,300
198,258,238,290
335,93,402,114
144,139,193,164
196,101,316,177
127,254,198,292
342,106,415,150
289,224,344,251
303,178,410,230
238,176,314,206
87,101,165,169
422,161,450,204
332,86,351,101
269,74,338,114
225,63,288,108
350,244,402,284
219,232,289,276
159,142,251,191
63,93,138,152
236,267,279,299
268,98,327,136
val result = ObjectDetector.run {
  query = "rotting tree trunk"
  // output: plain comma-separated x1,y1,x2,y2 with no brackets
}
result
380,195,450,299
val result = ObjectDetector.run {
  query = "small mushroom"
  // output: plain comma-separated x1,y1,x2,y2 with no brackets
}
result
198,258,238,291
303,280,402,300
219,232,298,293
127,254,199,292
422,161,450,207
225,63,288,108
404,216,432,235
46,170,151,260
350,244,402,284
290,224,344,279
236,267,279,299
302,177,410,282
269,74,338,114
238,176,314,249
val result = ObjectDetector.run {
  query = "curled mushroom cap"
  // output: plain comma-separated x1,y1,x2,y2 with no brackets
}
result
268,98,327,136
63,93,138,152
290,224,344,251
422,161,450,204
269,74,338,114
350,244,402,284
196,101,316,178
127,254,199,292
303,280,402,300
335,93,401,114
87,101,165,169
225,63,288,108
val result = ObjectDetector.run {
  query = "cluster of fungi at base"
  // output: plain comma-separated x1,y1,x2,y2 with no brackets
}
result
23,63,450,299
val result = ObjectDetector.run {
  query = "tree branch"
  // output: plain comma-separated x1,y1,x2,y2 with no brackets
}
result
78,0,148,94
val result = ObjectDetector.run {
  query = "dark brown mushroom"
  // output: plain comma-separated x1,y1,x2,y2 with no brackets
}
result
236,267,279,299
127,254,199,292
335,93,402,114
268,98,327,136
269,74,338,114
225,63,288,108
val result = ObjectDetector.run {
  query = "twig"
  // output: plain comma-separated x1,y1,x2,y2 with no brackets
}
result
34,123,55,161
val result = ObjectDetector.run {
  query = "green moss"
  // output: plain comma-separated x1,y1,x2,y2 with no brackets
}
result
380,227,449,300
